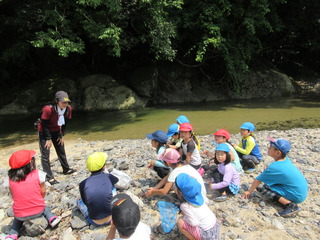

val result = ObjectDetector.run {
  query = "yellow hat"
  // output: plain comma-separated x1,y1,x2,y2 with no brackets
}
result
86,152,108,172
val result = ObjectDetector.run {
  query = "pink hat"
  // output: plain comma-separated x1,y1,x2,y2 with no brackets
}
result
213,129,230,140
9,150,36,169
161,148,181,163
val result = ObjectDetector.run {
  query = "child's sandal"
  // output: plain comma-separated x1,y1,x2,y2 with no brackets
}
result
49,216,61,228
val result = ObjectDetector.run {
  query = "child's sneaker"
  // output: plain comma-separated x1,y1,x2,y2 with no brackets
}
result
5,235,18,240
214,195,228,202
245,168,256,174
278,203,301,217
49,216,61,228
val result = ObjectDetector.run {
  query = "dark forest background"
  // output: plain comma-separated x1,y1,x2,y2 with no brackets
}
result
1,0,319,107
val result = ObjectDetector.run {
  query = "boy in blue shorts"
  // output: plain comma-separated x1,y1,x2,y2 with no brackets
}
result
78,152,118,226
243,137,308,217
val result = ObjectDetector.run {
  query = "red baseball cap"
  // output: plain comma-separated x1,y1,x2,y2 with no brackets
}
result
9,150,36,169
179,123,193,132
213,129,230,140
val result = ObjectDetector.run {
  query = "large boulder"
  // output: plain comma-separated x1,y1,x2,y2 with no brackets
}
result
80,75,147,111
129,66,158,98
229,70,296,99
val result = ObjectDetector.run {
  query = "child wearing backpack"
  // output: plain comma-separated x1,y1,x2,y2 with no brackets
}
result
4,150,61,240
179,123,202,170
232,122,262,173
209,143,241,202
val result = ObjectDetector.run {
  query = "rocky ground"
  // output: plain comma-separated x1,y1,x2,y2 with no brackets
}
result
0,128,320,240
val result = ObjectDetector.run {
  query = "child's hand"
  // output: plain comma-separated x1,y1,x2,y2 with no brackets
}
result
209,160,215,166
147,160,155,169
202,150,208,156
242,191,251,199
232,143,237,148
145,188,153,198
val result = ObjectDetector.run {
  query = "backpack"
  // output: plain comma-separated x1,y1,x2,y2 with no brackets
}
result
33,104,70,130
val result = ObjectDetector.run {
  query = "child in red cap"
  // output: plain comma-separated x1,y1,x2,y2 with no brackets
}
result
4,150,61,239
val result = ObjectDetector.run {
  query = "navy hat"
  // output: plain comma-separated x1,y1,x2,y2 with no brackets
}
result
167,124,180,138
268,137,291,155
215,143,230,152
175,173,204,206
146,130,168,144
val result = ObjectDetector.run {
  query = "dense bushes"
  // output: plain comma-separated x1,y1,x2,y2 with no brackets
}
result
0,0,319,100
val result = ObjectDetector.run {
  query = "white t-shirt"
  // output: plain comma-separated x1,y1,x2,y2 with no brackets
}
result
114,222,151,240
181,140,202,166
181,202,216,230
168,165,208,204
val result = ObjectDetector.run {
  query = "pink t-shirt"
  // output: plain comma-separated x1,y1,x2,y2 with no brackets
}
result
9,169,45,218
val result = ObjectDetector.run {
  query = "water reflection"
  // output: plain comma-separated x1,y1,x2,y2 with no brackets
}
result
1,96,319,148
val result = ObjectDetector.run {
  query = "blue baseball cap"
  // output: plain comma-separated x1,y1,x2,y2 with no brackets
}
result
146,130,168,144
167,124,180,138
215,143,230,152
175,173,204,206
240,122,255,131
268,137,291,155
176,115,190,124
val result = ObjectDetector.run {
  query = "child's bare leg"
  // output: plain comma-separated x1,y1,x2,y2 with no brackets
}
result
278,197,291,205
221,191,227,196
177,217,197,240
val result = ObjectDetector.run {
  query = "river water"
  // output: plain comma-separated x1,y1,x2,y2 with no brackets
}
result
1,96,319,148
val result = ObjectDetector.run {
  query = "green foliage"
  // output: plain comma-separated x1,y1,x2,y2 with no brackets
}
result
0,0,319,93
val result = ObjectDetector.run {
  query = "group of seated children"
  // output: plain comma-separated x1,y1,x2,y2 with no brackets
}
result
3,115,308,240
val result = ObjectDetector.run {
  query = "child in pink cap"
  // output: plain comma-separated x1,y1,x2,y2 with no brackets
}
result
145,148,208,204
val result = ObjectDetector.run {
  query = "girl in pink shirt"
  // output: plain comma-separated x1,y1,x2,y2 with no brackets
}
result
5,150,61,240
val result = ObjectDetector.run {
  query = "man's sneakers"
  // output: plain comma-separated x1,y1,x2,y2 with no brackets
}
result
278,203,301,217
49,216,62,228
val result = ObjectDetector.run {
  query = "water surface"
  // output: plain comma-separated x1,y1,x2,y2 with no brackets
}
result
1,96,319,148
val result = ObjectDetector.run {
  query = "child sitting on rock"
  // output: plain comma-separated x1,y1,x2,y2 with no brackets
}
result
209,143,241,202
146,130,170,179
202,129,243,173
5,150,61,240
179,123,202,170
166,124,183,150
243,138,308,217
232,122,262,173
106,193,152,240
145,148,208,204
175,173,220,240
78,152,118,226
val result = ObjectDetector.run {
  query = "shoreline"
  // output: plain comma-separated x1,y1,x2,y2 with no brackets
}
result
0,128,319,239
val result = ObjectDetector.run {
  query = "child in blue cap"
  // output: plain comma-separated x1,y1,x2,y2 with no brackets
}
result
243,137,308,217
232,122,262,173
166,124,183,150
175,173,220,240
209,143,241,202
146,130,170,178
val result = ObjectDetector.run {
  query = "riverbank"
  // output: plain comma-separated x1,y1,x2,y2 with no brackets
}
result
0,128,319,240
